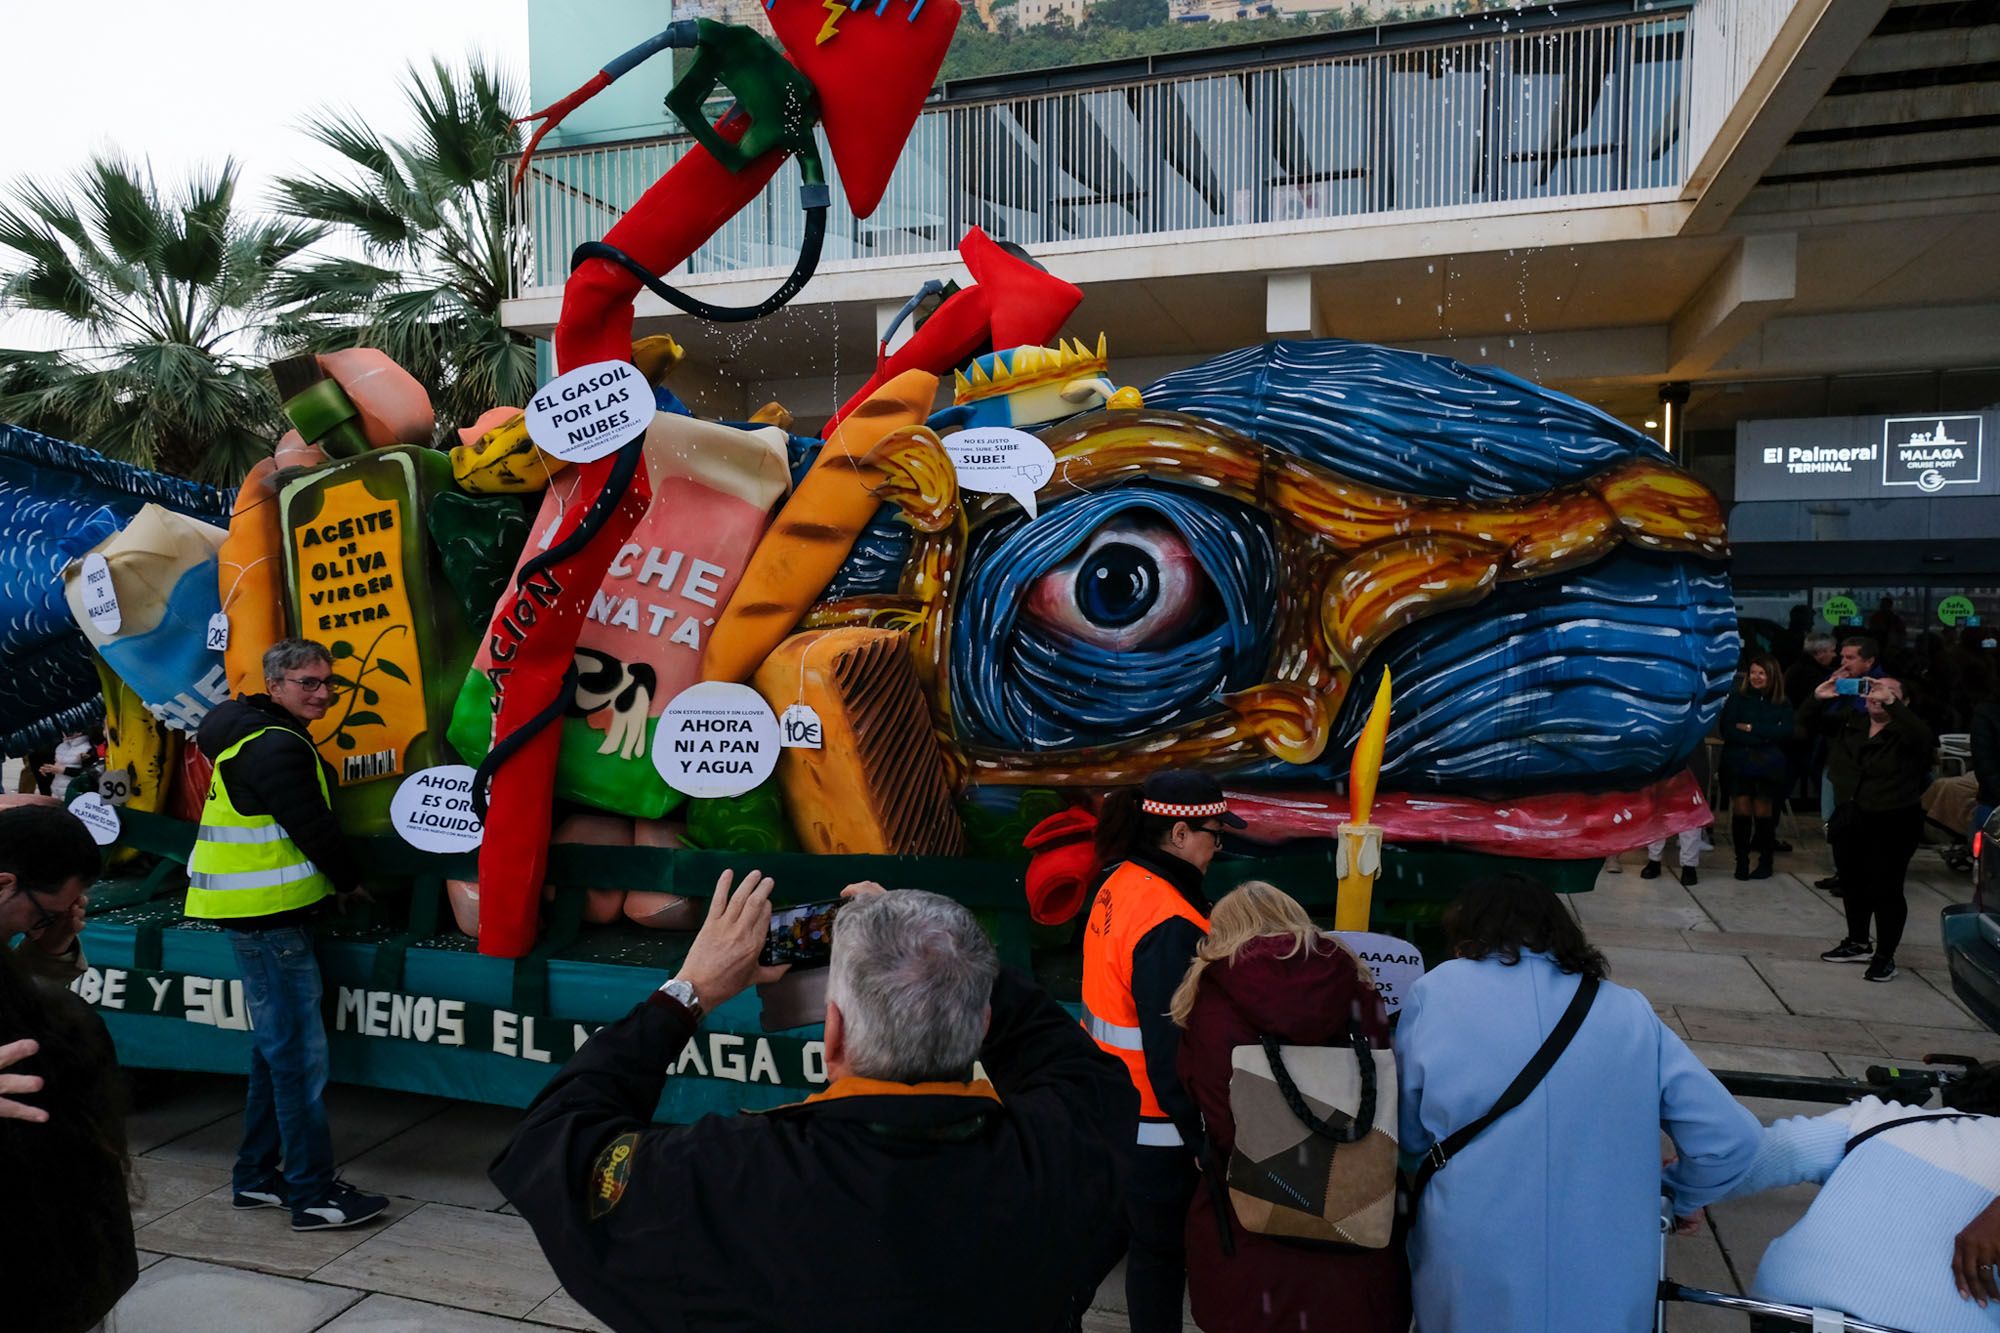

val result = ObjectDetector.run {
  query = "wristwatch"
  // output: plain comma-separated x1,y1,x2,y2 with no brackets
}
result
658,976,704,1024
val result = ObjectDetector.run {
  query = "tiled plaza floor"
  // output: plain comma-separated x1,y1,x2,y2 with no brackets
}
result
100,831,1992,1331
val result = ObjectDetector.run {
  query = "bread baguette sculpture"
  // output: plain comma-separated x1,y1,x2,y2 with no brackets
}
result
751,628,963,856
217,459,287,697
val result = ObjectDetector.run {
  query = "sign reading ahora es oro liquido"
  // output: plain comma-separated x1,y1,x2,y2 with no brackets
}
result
389,764,484,853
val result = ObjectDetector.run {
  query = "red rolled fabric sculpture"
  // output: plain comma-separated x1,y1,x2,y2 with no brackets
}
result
1022,805,1102,927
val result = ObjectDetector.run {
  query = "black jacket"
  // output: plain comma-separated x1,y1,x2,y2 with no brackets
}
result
195,695,362,922
491,966,1136,1333
1800,694,1935,812
1,959,137,1332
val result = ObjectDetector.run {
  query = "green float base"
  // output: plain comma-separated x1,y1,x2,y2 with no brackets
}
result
69,808,1599,1121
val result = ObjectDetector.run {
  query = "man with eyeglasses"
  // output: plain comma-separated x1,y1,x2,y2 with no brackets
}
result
0,802,101,992
188,638,387,1232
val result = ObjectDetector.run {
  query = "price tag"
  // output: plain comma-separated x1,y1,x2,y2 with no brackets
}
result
97,766,134,807
779,703,823,749
388,765,485,853
524,360,652,464
80,553,121,634
206,612,230,651
69,792,122,846
652,682,780,798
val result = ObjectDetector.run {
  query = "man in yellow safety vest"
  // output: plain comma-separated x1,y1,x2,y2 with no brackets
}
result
188,638,386,1232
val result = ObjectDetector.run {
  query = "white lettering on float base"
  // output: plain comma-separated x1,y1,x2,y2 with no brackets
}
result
653,681,781,798
525,360,652,464
80,553,121,633
942,426,1058,520
69,792,122,846
389,764,485,853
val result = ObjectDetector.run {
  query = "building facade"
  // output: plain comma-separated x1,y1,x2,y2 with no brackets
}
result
508,0,2000,638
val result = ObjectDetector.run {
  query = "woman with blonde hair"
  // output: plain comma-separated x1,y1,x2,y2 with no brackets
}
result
1171,881,1409,1332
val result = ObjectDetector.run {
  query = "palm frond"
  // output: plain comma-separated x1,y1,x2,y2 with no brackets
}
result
82,156,170,267
272,174,412,252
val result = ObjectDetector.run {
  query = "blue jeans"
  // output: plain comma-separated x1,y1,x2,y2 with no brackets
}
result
227,925,334,1204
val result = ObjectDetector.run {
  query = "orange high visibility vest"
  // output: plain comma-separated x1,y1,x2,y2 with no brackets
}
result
1081,859,1209,1146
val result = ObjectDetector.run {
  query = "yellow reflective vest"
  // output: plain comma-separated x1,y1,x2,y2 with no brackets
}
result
184,727,335,920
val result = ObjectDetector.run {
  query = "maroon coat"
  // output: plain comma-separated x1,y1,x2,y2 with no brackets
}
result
1175,934,1410,1333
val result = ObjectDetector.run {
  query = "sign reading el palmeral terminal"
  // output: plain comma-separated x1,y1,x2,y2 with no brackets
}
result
1737,411,1994,502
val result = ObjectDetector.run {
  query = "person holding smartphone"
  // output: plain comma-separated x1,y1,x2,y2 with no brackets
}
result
492,872,1135,1333
1802,672,1933,982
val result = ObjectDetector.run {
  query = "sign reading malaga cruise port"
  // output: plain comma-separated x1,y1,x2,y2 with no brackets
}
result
1737,412,1995,503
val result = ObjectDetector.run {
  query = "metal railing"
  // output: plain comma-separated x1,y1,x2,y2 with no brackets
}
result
507,2,1777,301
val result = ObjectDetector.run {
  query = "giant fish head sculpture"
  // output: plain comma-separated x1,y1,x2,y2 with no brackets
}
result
781,337,1735,855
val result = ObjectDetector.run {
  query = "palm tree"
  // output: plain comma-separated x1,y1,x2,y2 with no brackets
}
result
271,57,534,436
0,156,322,482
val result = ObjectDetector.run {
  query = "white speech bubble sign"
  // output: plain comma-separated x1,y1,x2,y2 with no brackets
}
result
942,426,1057,520
69,792,122,846
80,553,121,634
389,764,485,854
653,681,781,798
524,360,653,464
1330,930,1426,1016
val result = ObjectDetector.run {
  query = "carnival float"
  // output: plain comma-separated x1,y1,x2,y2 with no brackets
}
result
0,1,1734,1117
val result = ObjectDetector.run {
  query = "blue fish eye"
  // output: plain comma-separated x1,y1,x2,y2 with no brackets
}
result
1076,543,1157,629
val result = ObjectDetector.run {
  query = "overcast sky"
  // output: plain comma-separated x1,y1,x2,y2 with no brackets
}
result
0,0,530,349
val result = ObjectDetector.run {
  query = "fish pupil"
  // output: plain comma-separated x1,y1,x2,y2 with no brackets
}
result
1075,543,1157,628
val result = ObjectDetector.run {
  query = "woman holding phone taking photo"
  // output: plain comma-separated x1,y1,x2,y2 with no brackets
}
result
1802,673,1934,982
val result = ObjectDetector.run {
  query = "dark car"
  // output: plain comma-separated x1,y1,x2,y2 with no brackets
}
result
1942,806,2000,1032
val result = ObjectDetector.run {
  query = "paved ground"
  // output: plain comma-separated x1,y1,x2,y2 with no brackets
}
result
96,830,1994,1332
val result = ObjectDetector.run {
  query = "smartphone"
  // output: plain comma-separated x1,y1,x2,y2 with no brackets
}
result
1835,677,1864,696
760,898,847,969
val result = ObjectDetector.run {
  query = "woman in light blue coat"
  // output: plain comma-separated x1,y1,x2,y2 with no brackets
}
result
1395,874,1762,1332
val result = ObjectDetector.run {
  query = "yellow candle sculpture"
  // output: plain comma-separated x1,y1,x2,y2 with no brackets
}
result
1334,670,1393,930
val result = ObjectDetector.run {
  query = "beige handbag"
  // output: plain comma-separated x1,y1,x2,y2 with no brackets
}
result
1220,1033,1400,1249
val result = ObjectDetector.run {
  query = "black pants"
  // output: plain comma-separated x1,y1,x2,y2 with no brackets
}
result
1832,804,1923,961
1077,1142,1199,1331
1123,1142,1198,1331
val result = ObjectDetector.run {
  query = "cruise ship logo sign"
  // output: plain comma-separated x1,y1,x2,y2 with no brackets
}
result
1884,416,1982,493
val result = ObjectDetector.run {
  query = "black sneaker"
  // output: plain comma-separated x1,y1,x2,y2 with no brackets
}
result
291,1179,388,1231
1815,876,1841,892
231,1182,287,1211
1864,957,1897,983
1820,939,1872,963
1681,866,1699,887
1640,860,1663,880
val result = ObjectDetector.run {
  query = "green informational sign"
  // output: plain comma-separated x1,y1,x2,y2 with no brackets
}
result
1822,595,1859,627
1940,595,1977,626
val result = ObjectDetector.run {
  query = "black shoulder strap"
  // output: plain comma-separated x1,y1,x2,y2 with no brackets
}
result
1843,1111,1977,1156
1411,973,1599,1201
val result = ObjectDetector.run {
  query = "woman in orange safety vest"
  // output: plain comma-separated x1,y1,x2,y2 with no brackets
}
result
1081,769,1240,1333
